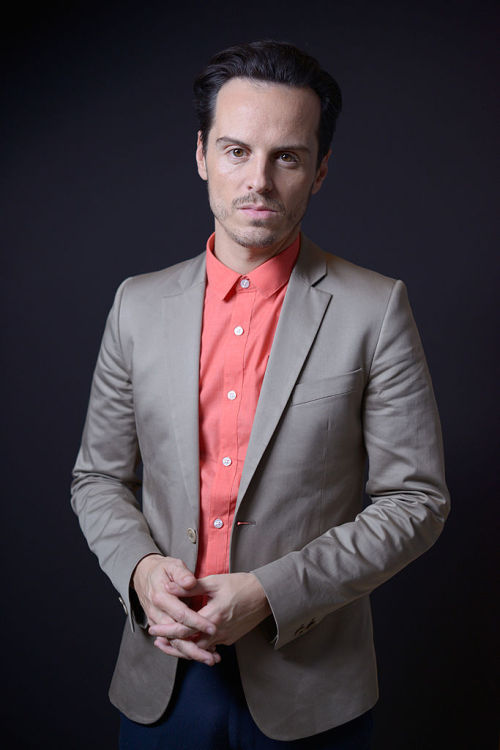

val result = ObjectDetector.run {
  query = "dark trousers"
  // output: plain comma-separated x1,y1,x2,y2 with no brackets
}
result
119,646,373,749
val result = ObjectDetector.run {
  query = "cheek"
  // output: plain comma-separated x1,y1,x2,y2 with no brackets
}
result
285,185,312,213
208,167,243,203
279,174,313,199
207,154,241,179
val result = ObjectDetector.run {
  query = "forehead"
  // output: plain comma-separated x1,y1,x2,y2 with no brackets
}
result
210,77,321,146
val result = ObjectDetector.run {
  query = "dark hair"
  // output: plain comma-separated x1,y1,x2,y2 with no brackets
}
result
193,40,342,166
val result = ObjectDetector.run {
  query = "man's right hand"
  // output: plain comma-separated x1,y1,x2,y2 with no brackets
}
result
132,554,221,665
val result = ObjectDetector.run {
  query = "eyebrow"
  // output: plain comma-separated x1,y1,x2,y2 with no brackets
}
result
215,136,311,153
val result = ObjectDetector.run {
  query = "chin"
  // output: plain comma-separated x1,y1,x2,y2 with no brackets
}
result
229,227,280,250
226,224,283,249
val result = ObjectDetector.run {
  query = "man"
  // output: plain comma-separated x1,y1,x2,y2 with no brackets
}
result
71,41,449,749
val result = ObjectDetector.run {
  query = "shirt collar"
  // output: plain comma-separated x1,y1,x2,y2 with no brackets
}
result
205,233,300,300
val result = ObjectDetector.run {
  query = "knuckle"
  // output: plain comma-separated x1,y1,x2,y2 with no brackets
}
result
211,612,223,626
174,608,188,625
150,591,162,608
170,639,187,654
157,614,173,627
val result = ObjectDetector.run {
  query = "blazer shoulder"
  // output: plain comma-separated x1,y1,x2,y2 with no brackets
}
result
300,235,394,289
301,236,397,308
323,251,396,297
117,251,206,305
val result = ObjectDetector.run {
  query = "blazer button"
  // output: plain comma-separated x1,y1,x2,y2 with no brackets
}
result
186,528,197,544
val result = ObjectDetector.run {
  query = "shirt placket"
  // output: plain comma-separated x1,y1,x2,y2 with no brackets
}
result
207,280,255,574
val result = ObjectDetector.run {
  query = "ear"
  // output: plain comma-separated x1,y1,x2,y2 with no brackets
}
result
196,131,208,181
311,149,331,195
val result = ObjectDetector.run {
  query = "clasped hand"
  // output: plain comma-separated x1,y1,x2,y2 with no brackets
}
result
132,555,270,666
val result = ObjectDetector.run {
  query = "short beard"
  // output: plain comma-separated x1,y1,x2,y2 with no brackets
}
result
206,181,312,251
219,222,281,250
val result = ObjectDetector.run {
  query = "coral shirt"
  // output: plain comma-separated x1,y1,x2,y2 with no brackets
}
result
195,233,300,579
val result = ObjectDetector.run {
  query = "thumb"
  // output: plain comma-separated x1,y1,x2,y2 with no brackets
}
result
182,575,219,598
163,558,197,589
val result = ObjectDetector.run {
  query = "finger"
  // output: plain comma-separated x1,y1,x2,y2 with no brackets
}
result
168,581,216,601
154,637,221,666
194,601,221,626
150,592,216,636
195,636,214,651
146,604,202,640
148,593,215,635
146,607,201,641
153,638,189,660
148,621,200,640
170,637,221,664
164,580,198,597
167,597,216,636
182,577,218,598
164,558,198,590
174,636,219,664
146,610,178,632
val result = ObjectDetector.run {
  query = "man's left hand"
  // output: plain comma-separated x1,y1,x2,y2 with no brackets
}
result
148,572,271,661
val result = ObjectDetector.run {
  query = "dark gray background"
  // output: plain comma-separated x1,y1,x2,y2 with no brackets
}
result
2,1,498,747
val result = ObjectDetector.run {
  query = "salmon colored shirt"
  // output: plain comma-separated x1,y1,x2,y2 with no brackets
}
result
195,232,300,580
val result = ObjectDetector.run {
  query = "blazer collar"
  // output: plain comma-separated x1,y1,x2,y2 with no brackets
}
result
161,251,206,518
233,234,332,522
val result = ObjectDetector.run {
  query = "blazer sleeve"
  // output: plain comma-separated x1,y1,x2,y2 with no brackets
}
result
252,280,450,649
71,280,162,631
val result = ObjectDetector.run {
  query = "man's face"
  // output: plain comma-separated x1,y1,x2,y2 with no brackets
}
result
196,77,329,258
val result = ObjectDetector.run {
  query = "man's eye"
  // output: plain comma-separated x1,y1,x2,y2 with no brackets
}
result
230,148,245,158
278,153,297,163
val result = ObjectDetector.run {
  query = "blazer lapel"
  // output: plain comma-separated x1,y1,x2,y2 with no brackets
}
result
235,237,332,513
162,253,206,518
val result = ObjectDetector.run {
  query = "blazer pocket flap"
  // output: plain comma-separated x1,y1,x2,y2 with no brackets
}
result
291,368,364,406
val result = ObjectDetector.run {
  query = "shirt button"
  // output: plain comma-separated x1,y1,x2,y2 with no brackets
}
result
227,390,237,400
213,518,224,529
234,326,244,336
222,456,232,467
240,278,250,289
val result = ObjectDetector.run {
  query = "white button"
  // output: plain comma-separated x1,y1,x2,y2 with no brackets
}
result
227,390,237,400
240,278,250,289
234,326,244,336
213,518,224,529
222,456,232,466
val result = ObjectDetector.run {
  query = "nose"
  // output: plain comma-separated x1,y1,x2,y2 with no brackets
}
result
246,156,273,194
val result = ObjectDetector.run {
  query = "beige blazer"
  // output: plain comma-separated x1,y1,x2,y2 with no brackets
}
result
71,235,449,740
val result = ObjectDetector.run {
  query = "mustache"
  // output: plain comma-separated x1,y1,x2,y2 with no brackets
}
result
232,194,284,213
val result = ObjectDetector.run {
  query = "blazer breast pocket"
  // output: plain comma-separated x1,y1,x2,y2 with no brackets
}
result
290,368,364,406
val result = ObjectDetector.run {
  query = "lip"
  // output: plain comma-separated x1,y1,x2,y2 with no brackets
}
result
238,206,278,219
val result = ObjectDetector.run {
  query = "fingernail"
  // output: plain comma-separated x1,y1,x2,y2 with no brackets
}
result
207,626,216,635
